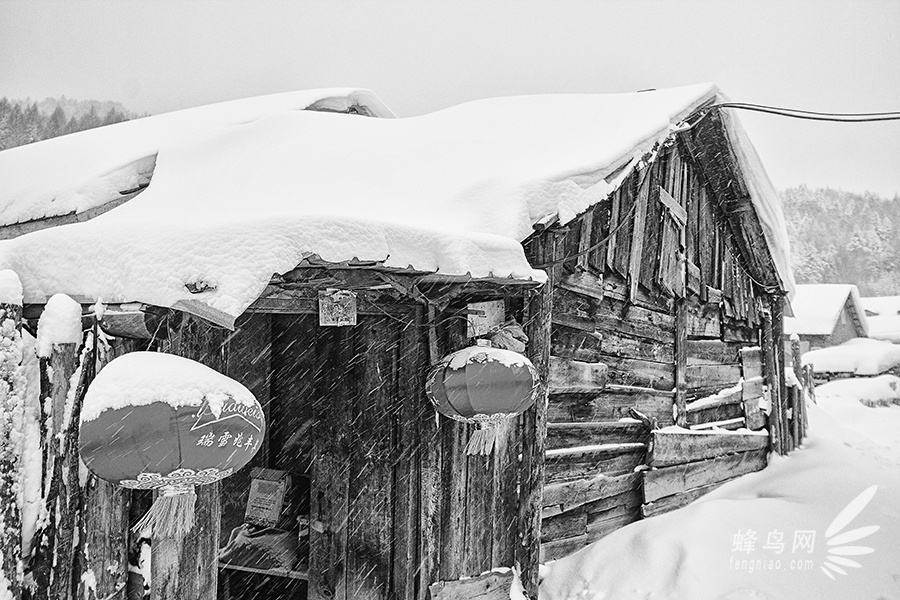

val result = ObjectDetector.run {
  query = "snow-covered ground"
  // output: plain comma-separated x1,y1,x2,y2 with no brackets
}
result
535,382,900,600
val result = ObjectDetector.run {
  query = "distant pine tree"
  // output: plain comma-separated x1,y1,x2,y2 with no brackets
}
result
43,106,66,139
0,96,136,150
782,186,900,295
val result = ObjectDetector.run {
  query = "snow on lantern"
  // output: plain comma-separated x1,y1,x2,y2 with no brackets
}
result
79,351,264,537
425,340,540,455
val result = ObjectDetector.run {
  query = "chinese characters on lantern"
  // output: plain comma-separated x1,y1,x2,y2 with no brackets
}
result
195,430,259,451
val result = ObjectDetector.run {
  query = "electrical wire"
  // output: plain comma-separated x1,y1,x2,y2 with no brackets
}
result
533,99,898,288
686,102,900,129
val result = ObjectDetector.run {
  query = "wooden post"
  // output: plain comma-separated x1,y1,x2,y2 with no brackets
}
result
518,234,554,599
771,296,790,453
151,316,223,600
789,335,804,446
760,303,783,456
76,337,138,600
674,296,688,428
31,340,78,600
0,295,23,599
802,364,814,437
789,335,804,387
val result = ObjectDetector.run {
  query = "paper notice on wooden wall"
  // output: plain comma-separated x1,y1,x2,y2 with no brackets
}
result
318,289,357,326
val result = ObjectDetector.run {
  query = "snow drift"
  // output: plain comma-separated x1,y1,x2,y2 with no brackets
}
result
535,399,900,600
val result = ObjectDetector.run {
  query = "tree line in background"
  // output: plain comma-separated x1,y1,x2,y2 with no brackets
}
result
782,185,900,296
0,97,136,151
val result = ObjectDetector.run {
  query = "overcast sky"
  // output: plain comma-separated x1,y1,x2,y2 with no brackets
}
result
2,0,898,197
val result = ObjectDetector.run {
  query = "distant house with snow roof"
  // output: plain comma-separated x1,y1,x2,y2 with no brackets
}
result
861,295,900,343
783,284,868,353
0,83,800,599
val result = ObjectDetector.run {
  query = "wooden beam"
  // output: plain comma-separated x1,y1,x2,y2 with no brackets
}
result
643,448,767,503
674,296,688,427
649,430,768,467
517,233,554,600
760,305,783,455
428,572,513,600
771,296,790,452
549,357,608,393
0,190,142,241
642,480,725,518
542,471,641,512
627,172,650,302
546,421,648,450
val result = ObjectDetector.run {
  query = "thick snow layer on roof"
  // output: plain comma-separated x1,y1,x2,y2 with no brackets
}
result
80,351,257,423
784,284,867,337
860,297,900,341
861,295,900,316
804,337,900,375
0,83,791,325
865,315,900,343
533,398,900,600
0,88,394,226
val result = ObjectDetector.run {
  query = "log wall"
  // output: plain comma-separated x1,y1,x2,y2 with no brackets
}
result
532,140,781,560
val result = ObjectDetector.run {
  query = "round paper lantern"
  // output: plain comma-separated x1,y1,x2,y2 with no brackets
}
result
425,340,540,454
80,351,265,537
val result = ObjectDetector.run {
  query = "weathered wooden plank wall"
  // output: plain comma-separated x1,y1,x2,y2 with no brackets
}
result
535,136,782,560
249,306,531,600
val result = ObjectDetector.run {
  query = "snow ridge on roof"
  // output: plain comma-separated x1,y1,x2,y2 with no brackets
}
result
784,284,868,337
0,88,394,227
0,84,792,326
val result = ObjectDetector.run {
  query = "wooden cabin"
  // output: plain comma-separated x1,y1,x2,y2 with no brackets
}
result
783,284,868,353
0,83,800,600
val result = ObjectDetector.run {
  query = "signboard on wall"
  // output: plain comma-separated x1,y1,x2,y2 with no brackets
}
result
318,289,358,326
466,300,505,338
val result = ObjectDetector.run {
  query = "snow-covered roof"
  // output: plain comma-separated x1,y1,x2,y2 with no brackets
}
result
861,295,900,316
865,316,900,343
0,88,395,227
784,284,868,337
0,83,793,327
803,337,900,375
860,296,900,342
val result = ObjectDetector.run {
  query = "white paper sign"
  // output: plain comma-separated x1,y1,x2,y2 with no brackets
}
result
318,289,358,326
